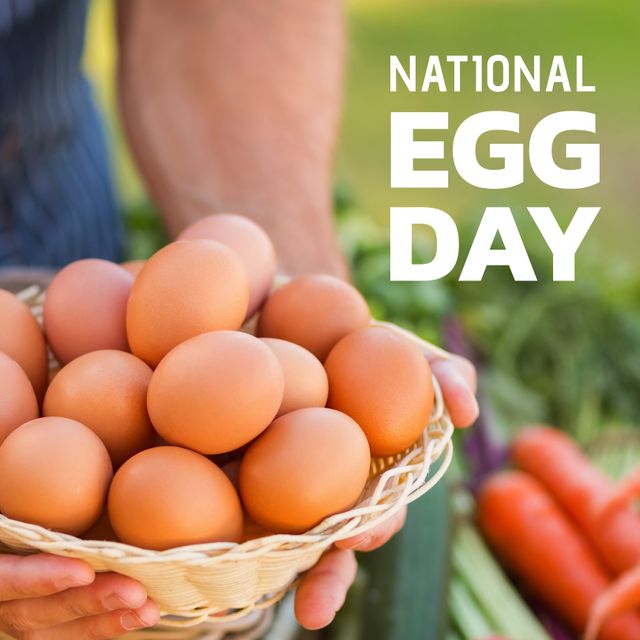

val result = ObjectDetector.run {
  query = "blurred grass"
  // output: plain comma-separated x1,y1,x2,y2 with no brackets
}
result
84,0,138,204
339,0,640,262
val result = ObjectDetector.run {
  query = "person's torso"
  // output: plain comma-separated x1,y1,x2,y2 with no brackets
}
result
0,0,123,268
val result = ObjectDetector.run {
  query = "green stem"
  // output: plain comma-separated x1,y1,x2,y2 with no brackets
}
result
449,576,494,639
452,524,551,640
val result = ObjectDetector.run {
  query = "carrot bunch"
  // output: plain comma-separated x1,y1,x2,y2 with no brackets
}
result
477,425,640,640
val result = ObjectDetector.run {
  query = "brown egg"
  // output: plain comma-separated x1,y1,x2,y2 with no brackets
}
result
108,446,243,550
148,331,284,454
44,259,133,365
325,326,434,456
0,289,48,401
43,350,155,467
126,240,249,367
0,353,39,445
120,259,146,278
257,274,370,361
0,417,112,535
239,408,370,534
177,214,276,318
260,338,328,416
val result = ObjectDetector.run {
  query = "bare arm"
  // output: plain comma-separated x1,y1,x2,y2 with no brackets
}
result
115,4,479,632
116,0,347,277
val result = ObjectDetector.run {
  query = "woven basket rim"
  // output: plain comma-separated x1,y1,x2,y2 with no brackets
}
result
0,284,455,626
0,373,453,561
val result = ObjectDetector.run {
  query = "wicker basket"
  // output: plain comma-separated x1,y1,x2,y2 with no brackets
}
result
0,287,454,629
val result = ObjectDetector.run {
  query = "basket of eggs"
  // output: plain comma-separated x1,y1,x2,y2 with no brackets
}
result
0,214,453,630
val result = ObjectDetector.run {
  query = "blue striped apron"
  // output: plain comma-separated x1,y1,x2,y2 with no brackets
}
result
0,0,123,267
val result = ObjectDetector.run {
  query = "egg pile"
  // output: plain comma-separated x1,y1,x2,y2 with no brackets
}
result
0,214,435,550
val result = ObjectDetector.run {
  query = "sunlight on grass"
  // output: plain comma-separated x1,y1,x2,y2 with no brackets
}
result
84,0,144,207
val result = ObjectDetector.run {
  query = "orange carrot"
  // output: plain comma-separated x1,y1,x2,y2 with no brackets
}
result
585,565,640,640
596,468,640,518
477,471,640,640
511,426,640,575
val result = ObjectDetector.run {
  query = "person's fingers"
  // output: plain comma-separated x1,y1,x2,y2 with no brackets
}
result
294,548,357,630
0,573,148,631
28,600,160,640
335,507,406,551
446,354,477,394
430,359,479,428
0,555,94,602
423,348,477,389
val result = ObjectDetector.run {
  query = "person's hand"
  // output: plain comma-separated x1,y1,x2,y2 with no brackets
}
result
294,353,478,629
0,554,160,639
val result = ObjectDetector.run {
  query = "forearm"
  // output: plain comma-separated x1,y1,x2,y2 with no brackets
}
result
117,0,347,277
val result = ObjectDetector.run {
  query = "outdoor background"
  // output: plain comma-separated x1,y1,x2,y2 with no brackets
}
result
84,0,640,445
83,2,640,638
